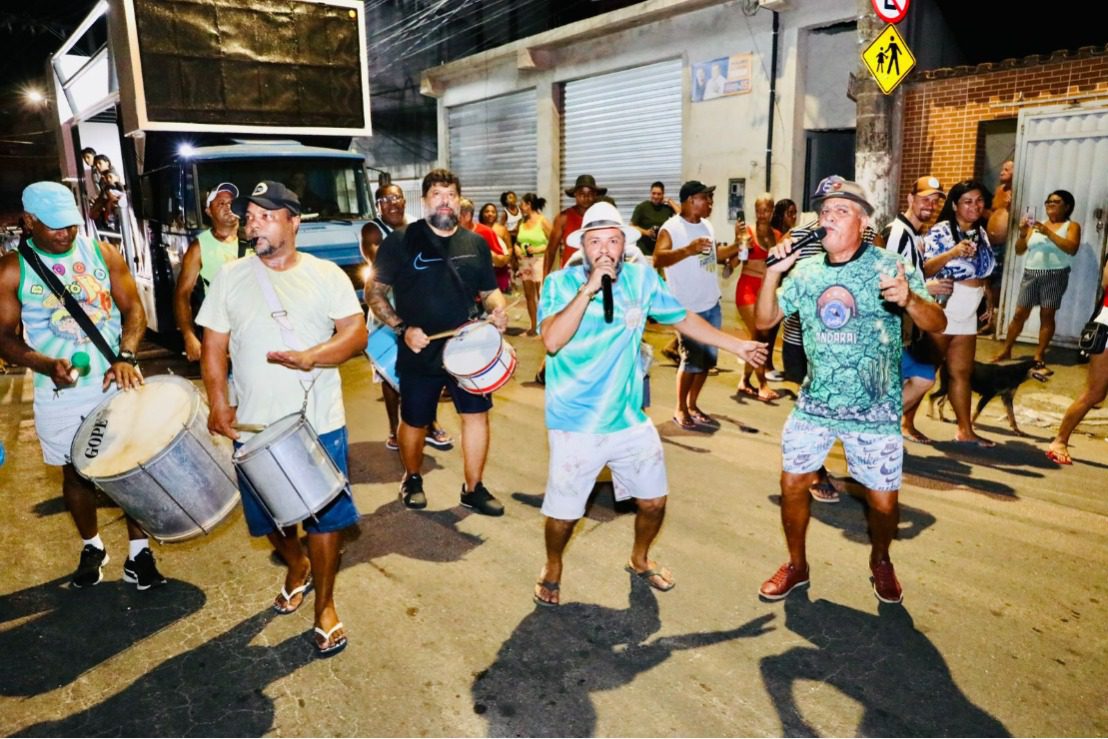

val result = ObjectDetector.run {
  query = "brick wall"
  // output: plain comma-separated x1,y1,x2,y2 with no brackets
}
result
898,47,1108,203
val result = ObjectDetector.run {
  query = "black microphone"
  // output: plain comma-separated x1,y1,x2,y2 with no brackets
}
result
602,275,614,323
764,226,827,268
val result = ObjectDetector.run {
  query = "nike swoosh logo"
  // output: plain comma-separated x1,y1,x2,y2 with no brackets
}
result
413,253,443,270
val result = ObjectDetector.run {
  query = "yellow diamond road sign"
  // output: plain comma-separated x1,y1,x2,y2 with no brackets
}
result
862,23,915,95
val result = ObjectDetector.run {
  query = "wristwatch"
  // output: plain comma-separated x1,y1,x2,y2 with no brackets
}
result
117,350,139,366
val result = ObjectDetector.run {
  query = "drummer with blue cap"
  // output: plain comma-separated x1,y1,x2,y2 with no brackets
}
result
0,181,165,591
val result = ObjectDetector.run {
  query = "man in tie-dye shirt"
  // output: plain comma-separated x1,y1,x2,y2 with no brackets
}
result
532,202,767,606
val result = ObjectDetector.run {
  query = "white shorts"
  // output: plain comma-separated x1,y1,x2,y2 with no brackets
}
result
943,283,984,335
542,420,668,520
33,383,117,466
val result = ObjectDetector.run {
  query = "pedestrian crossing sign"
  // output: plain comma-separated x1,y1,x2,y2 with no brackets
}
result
862,24,915,95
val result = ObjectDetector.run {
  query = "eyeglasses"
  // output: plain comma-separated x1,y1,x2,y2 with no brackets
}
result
378,195,404,204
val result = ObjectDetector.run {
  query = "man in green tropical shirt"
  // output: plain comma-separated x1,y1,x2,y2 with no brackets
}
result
754,177,946,605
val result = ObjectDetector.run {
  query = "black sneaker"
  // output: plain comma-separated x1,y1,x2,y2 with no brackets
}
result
71,545,108,588
400,474,427,509
122,548,167,591
460,482,504,517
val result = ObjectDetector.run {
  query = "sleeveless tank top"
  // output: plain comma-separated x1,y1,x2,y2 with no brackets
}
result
1023,221,1073,271
745,224,771,261
561,207,585,266
19,235,123,389
516,217,548,256
504,207,522,232
198,229,241,287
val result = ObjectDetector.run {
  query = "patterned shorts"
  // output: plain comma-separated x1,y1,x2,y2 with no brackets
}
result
542,420,667,520
781,413,903,492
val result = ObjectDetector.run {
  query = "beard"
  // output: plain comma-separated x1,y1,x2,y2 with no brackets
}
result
250,237,276,257
582,251,624,280
428,208,458,231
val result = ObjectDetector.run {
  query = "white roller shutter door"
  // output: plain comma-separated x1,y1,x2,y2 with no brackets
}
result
447,89,537,211
561,59,683,220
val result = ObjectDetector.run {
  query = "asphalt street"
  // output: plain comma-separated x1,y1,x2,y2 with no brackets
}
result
1,303,1106,737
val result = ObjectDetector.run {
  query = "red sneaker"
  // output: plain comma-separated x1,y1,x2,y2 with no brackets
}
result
759,562,810,601
870,559,903,603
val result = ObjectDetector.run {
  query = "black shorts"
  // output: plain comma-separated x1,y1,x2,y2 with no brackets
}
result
399,371,492,427
782,340,808,385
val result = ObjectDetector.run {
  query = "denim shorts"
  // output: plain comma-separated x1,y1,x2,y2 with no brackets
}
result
234,426,360,537
678,302,722,374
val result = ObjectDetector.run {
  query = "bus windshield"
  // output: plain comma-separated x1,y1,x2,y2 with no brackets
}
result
194,157,369,224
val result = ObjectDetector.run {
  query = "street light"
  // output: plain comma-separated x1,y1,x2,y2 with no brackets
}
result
22,87,47,107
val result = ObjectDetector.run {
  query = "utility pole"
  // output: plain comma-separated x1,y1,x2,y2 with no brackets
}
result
854,3,896,227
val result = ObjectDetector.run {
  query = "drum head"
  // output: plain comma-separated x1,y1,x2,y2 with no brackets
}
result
443,323,503,376
72,375,198,478
235,413,305,456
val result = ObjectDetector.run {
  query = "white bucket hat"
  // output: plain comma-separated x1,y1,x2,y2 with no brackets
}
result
566,202,640,248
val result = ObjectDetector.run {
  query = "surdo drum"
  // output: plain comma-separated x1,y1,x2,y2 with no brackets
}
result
231,413,348,529
441,321,517,395
70,375,239,542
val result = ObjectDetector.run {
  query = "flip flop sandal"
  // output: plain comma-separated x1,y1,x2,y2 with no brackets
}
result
313,622,348,657
688,410,720,428
273,576,313,615
1045,448,1072,465
671,415,698,431
625,563,675,592
1032,360,1054,376
533,580,560,607
809,480,840,504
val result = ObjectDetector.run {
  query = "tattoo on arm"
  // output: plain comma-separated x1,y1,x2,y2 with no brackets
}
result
368,281,400,326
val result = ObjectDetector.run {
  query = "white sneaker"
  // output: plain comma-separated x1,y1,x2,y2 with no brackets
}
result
765,370,785,382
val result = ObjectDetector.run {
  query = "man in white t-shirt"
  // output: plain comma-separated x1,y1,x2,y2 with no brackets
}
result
197,180,368,658
653,181,740,430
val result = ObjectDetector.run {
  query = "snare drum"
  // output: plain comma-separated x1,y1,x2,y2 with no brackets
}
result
232,413,348,529
365,325,400,390
70,375,239,542
442,321,517,395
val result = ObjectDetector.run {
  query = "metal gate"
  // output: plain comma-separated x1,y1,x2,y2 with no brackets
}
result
560,59,683,220
447,90,537,211
1000,105,1108,347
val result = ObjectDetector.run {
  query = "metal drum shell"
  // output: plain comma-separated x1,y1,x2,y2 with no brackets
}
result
232,413,346,529
70,376,239,543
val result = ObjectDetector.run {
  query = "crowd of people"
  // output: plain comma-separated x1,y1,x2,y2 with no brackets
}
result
2,158,1105,661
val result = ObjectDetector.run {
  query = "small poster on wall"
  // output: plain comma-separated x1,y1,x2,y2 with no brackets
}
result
691,53,753,102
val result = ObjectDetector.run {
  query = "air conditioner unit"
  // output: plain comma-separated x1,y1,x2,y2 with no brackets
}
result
758,0,791,10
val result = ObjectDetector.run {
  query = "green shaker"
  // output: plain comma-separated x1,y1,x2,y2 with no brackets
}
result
71,351,91,378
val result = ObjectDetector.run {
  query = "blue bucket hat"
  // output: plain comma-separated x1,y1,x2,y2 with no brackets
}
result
22,182,83,229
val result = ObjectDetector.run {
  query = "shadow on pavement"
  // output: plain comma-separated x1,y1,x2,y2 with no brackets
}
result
767,493,935,544
346,440,444,485
342,499,486,566
760,591,1010,737
902,453,1019,499
15,607,313,737
0,577,204,697
471,572,775,737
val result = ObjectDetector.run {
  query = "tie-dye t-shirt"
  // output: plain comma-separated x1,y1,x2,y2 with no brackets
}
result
777,244,930,434
539,262,686,433
19,235,122,389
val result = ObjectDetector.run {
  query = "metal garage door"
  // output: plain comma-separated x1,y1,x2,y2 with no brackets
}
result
447,89,537,211
560,59,683,220
1000,105,1108,347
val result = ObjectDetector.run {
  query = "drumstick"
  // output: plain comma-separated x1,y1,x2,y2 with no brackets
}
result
424,299,524,342
233,423,266,433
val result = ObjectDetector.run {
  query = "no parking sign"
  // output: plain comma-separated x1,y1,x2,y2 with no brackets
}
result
871,0,909,24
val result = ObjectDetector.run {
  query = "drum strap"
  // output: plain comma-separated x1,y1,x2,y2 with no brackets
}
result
249,257,321,387
19,240,119,367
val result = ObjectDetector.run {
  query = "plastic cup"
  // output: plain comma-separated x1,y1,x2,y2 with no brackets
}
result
71,351,91,377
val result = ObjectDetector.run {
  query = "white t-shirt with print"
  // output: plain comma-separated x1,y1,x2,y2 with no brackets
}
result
196,252,362,438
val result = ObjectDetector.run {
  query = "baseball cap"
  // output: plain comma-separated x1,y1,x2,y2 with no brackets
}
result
566,202,640,249
205,182,240,209
811,175,874,216
911,176,945,198
22,182,83,229
679,180,715,202
232,180,301,217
